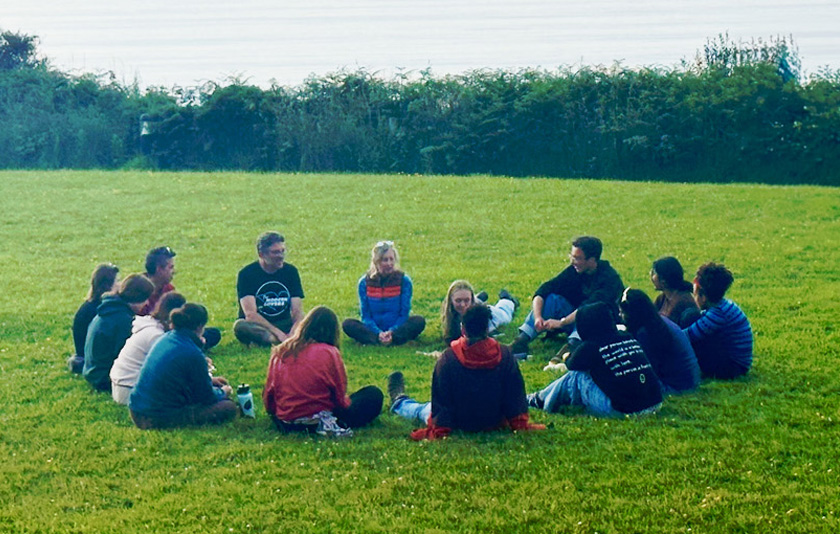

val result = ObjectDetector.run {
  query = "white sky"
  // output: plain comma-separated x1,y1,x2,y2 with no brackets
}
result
4,0,839,88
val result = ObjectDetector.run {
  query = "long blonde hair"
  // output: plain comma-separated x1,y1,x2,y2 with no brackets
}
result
367,240,400,277
270,306,340,363
440,279,474,339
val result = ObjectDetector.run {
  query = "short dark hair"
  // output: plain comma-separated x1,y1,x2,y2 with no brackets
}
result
572,236,602,261
256,232,285,256
462,304,492,340
145,246,176,275
694,262,734,303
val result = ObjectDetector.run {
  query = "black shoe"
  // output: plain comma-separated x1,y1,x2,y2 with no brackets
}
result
67,355,84,374
498,289,519,310
475,291,488,303
387,371,406,405
527,392,544,410
510,333,530,359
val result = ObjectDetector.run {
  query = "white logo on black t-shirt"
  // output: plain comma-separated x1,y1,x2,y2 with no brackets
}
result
255,281,291,318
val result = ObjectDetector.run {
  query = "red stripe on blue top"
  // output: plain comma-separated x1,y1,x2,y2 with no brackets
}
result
366,285,401,299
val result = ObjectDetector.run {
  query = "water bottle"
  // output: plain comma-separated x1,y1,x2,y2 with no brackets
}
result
237,384,255,418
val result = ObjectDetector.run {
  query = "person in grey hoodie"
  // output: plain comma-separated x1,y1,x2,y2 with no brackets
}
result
83,274,154,392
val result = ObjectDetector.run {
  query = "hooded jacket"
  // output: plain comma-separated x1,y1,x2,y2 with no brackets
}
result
410,336,530,439
83,295,135,391
110,315,166,390
566,303,663,413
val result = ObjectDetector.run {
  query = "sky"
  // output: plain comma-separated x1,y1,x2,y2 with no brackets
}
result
4,0,839,89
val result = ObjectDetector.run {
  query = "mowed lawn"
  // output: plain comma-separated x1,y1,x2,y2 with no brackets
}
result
0,170,838,534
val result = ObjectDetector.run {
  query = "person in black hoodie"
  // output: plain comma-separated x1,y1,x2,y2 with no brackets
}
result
510,236,624,359
68,263,119,373
527,302,663,417
83,273,154,391
389,304,544,440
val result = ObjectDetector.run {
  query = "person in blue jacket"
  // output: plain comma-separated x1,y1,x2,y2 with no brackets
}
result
129,303,237,429
342,240,425,345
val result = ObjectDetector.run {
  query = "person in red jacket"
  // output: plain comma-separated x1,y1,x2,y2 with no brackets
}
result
388,304,545,440
263,306,383,436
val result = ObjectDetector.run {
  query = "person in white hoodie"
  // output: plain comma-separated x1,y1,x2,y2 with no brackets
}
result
110,292,186,404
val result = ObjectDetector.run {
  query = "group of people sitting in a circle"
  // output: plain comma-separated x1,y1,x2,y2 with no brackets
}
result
68,232,752,439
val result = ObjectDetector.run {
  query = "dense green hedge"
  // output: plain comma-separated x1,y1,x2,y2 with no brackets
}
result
1,31,838,184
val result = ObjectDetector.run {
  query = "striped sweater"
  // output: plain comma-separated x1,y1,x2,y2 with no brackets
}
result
684,299,753,371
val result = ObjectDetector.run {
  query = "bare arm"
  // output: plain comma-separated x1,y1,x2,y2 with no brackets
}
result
289,297,303,335
533,295,546,331
240,295,288,342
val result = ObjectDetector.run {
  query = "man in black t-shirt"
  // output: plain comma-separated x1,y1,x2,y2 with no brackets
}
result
234,232,304,346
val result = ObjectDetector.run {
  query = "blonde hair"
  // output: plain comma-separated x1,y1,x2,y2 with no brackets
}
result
367,240,400,277
270,306,340,363
440,279,474,340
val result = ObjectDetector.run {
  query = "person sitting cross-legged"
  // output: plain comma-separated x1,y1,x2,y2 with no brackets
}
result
528,302,663,418
264,306,383,437
389,304,545,441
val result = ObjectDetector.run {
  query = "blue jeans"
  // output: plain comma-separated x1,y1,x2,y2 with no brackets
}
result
535,371,659,418
519,294,578,341
489,298,516,333
391,396,431,424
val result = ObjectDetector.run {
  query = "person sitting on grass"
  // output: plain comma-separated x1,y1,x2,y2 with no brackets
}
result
83,273,154,392
527,302,663,418
510,236,624,359
619,288,700,394
129,303,236,429
389,304,545,440
342,240,425,346
68,263,119,374
650,256,700,328
110,291,186,405
140,245,221,349
264,306,384,437
684,262,753,379
441,280,519,345
234,231,305,347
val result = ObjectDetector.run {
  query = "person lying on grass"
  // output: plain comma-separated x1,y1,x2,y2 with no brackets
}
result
342,240,425,346
264,306,383,437
83,273,154,392
389,303,545,441
441,280,519,345
527,301,663,418
684,262,753,379
619,288,700,394
69,262,119,374
129,303,237,429
510,235,624,360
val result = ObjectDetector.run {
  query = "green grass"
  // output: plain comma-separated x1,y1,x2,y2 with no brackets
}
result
0,170,838,533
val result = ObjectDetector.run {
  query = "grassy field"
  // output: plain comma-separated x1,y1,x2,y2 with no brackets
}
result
0,170,838,533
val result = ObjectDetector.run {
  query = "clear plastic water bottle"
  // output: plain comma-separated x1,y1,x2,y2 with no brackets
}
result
237,384,255,418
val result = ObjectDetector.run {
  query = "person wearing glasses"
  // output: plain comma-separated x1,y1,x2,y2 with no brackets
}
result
140,246,221,349
509,236,624,359
234,232,304,347
342,240,425,345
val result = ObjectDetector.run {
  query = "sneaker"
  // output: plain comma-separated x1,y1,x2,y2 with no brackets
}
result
387,371,406,405
527,392,544,410
233,320,278,347
475,291,488,303
498,289,519,310
67,355,84,374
